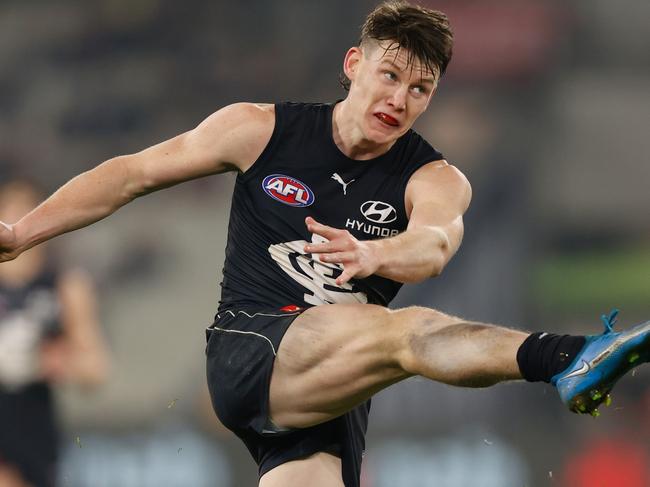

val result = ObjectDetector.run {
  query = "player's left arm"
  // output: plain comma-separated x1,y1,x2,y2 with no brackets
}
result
305,160,471,285
377,160,471,282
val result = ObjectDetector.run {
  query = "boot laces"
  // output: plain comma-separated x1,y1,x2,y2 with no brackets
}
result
600,309,619,334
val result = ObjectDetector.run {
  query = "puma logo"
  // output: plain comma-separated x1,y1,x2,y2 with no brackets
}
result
331,173,355,196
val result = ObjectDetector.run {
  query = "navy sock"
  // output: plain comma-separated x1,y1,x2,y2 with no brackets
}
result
516,333,586,383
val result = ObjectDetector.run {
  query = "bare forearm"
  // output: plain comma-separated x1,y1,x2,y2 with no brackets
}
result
369,226,450,283
13,156,139,253
41,338,110,386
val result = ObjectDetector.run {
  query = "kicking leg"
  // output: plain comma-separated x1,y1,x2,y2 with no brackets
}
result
269,303,527,429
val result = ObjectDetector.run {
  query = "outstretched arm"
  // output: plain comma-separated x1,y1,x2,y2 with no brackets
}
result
0,103,274,263
305,160,471,284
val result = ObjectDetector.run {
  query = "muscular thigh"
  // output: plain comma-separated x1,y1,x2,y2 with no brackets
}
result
269,303,410,429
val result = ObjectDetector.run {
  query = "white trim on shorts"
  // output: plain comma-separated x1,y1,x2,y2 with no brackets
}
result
206,309,303,356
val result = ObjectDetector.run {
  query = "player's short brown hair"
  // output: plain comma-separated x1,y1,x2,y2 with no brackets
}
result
341,1,453,90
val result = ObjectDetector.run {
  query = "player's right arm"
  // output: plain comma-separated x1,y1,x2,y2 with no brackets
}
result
0,103,275,263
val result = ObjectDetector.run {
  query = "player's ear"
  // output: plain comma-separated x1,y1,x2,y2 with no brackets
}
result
343,47,363,82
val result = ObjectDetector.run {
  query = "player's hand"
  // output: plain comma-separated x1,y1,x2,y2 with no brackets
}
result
304,216,379,286
0,221,19,263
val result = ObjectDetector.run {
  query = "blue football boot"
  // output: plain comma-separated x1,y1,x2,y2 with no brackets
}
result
552,310,650,417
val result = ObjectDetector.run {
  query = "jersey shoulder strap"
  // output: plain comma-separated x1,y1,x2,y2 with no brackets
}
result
239,102,329,182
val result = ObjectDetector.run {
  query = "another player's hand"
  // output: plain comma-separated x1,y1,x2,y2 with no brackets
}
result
0,221,19,263
304,216,379,286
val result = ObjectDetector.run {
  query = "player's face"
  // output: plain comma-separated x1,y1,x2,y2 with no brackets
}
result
344,41,438,145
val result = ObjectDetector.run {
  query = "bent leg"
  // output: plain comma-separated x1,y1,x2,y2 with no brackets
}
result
269,304,527,429
259,452,344,487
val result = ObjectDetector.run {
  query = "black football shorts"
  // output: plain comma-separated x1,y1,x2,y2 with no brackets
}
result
205,307,369,487
0,383,59,487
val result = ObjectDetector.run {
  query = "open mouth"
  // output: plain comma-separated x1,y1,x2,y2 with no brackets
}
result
374,112,399,127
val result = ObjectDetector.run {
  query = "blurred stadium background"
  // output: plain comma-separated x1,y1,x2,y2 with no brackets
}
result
1,0,649,485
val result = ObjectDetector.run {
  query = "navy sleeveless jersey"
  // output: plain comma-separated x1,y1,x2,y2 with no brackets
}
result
218,102,443,312
0,269,61,390
0,270,62,487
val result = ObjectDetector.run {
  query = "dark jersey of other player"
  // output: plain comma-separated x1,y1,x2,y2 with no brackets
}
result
218,102,443,312
0,269,62,487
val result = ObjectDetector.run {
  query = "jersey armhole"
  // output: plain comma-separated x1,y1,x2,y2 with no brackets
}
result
400,134,445,221
237,103,285,183
400,132,445,188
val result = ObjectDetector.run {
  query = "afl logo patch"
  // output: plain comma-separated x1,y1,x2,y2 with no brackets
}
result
360,200,397,224
263,174,315,207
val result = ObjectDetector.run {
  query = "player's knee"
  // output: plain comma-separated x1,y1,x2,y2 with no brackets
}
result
393,307,456,374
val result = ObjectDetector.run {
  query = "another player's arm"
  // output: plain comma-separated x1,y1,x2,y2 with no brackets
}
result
0,103,274,262
40,269,110,386
305,160,471,284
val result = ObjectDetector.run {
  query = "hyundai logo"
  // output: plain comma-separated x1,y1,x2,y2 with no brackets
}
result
360,201,397,224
